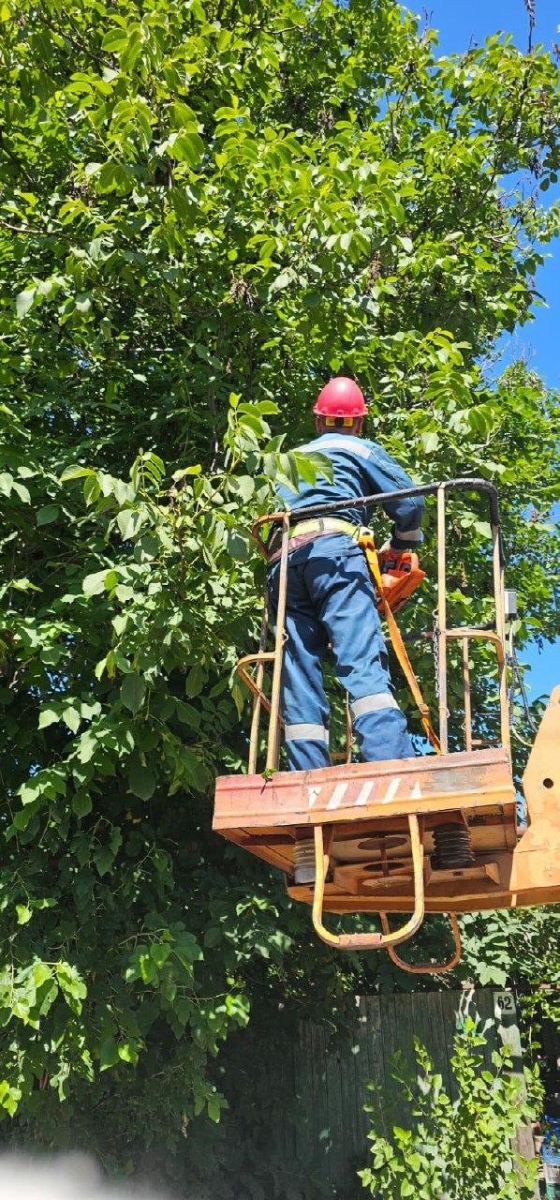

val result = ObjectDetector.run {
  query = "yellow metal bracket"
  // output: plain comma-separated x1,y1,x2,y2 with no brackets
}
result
311,816,425,951
380,911,462,974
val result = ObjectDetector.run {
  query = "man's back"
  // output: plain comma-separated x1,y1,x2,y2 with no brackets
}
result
276,431,424,548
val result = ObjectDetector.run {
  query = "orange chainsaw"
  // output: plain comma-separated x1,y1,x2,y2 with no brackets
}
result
359,537,425,614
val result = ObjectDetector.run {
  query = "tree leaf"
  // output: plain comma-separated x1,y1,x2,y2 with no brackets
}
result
269,270,293,293
12,481,31,503
38,709,60,730
36,504,60,525
72,791,93,817
117,509,144,541
93,845,115,877
62,706,81,734
128,760,156,800
16,287,36,318
167,131,204,166
185,665,204,698
99,1036,119,1070
60,465,95,482
83,570,111,597
117,1041,139,1064
120,673,146,713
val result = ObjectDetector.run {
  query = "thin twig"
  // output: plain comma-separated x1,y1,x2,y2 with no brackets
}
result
524,0,536,53
38,3,113,71
0,219,48,236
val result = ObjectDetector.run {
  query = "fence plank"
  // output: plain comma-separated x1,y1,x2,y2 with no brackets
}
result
294,1017,315,1170
324,1023,345,1190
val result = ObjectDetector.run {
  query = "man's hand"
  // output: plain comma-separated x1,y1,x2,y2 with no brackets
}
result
379,544,406,574
377,545,425,611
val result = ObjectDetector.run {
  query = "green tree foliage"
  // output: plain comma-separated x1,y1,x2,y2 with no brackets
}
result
0,0,559,1156
359,1017,541,1200
460,906,560,1029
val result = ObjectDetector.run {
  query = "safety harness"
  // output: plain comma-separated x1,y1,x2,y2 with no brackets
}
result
266,517,357,564
358,532,442,754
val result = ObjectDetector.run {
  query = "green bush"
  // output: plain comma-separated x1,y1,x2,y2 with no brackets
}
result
359,1016,541,1200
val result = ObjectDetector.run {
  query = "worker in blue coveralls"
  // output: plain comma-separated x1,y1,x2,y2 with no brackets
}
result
267,376,424,772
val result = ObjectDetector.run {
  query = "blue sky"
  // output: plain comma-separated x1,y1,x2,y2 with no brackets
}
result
405,0,559,702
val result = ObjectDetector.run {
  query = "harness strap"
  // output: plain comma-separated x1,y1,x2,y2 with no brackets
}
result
266,517,358,565
359,535,442,755
286,517,358,539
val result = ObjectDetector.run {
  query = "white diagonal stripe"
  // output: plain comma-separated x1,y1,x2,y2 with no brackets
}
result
382,776,401,803
354,780,375,806
327,782,349,810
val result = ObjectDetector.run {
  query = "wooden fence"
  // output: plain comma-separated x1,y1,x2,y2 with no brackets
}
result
266,988,533,1199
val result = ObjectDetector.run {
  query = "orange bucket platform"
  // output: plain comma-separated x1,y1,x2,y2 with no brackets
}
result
214,480,560,970
214,691,560,965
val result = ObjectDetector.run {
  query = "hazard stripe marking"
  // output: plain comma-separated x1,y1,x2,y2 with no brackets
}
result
327,782,350,810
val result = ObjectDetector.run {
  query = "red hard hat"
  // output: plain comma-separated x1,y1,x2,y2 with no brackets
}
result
313,377,367,417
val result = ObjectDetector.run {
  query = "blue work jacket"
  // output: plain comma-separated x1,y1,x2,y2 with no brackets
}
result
276,432,424,549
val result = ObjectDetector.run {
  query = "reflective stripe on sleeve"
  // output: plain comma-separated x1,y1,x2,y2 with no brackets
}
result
350,693,399,719
297,436,371,461
394,526,422,542
285,723,329,743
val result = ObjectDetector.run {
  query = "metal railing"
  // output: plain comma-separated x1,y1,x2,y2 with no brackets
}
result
238,478,510,773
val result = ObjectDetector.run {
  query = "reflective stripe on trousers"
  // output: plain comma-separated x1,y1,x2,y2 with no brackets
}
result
350,692,399,719
285,723,329,743
268,534,414,771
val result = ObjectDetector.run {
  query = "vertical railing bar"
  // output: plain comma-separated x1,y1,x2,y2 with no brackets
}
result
266,513,290,771
492,522,511,759
462,638,473,753
248,604,270,774
436,484,448,753
344,696,353,765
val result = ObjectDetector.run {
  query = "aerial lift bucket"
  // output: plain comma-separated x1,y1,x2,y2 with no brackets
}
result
213,480,560,972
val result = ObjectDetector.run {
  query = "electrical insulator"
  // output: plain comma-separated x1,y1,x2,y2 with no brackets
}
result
504,589,518,621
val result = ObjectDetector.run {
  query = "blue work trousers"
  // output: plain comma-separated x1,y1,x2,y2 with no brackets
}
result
267,535,415,771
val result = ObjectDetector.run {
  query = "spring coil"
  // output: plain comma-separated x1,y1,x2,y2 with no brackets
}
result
432,822,475,870
293,838,316,885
